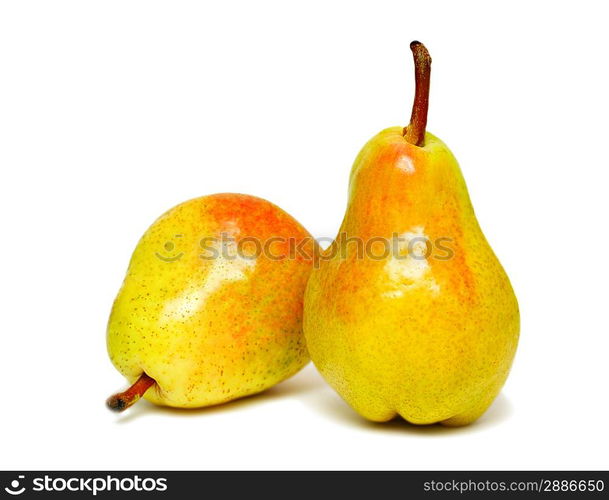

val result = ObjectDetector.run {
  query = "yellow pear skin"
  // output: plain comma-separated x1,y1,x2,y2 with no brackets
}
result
303,42,519,426
107,193,315,411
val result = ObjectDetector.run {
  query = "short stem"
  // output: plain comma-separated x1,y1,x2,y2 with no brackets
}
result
106,373,155,412
403,41,432,147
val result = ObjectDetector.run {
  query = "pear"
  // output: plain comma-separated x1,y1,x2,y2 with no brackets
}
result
106,193,315,411
303,42,519,426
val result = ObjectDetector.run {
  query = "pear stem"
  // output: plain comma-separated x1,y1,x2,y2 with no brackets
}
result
106,373,155,412
403,41,432,147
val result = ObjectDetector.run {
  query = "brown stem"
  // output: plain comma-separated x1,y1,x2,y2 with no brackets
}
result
106,373,155,412
403,41,432,147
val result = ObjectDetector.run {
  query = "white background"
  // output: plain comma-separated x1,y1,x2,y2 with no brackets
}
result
1,0,608,470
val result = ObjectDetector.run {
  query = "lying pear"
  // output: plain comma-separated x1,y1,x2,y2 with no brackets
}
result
303,42,519,426
107,193,315,411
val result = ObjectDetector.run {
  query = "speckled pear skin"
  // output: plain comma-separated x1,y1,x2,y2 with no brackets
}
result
304,127,519,426
108,193,315,408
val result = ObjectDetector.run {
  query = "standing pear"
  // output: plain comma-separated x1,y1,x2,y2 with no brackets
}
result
304,42,519,426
